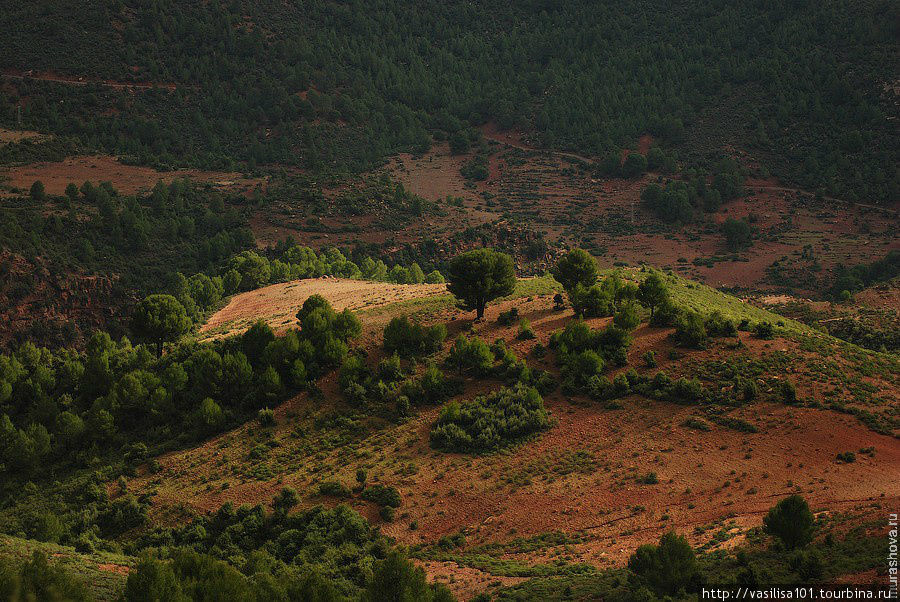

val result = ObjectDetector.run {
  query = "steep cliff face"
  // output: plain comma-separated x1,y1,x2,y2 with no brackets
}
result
0,251,133,348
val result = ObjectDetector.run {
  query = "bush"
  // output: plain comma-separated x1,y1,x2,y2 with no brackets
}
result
517,318,536,340
780,380,798,404
401,362,462,406
0,551,93,602
257,407,276,427
622,152,648,178
378,353,404,382
836,451,856,463
764,495,814,549
569,283,613,318
446,335,494,375
318,481,351,498
628,532,698,596
562,350,605,389
754,321,775,339
430,384,549,453
363,549,452,602
361,484,402,508
637,472,659,485
790,550,825,580
384,316,447,358
704,311,737,337
613,302,641,330
496,307,519,326
723,217,753,250
673,311,708,348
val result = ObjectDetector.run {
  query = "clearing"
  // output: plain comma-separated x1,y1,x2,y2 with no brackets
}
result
1,153,263,196
198,278,449,340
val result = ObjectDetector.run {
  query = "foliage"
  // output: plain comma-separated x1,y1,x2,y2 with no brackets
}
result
383,317,447,358
137,501,385,598
627,532,698,596
829,250,900,298
131,295,192,357
764,495,815,550
0,551,93,602
722,218,753,250
446,336,494,376
0,298,359,493
360,485,402,510
362,549,453,602
550,320,632,392
430,384,549,453
551,249,598,294
446,249,516,319
3,1,895,201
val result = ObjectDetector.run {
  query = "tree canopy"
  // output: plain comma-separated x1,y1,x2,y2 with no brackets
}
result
131,294,192,357
446,249,516,320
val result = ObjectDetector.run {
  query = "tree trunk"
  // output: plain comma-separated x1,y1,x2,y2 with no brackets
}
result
156,340,163,358
476,303,485,320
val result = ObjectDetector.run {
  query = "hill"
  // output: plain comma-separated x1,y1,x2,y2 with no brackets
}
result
109,271,897,598
1,0,897,202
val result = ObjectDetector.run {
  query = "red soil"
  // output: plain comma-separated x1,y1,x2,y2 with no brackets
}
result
1,154,263,197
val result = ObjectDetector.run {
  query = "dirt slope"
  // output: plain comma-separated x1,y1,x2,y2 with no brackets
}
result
199,278,448,339
129,281,899,599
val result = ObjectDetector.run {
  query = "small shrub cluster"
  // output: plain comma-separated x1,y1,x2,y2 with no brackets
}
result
550,320,632,392
430,384,550,453
446,335,495,376
588,369,706,405
496,307,519,326
383,316,447,358
672,310,737,349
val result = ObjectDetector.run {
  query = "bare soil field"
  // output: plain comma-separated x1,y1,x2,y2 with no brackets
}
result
0,153,263,196
198,278,448,340
0,127,44,144
128,282,900,599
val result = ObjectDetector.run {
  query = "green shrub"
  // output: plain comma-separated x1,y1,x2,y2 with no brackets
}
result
401,362,462,406
384,316,447,357
613,302,641,330
361,484,402,508
446,335,494,375
496,307,519,326
673,311,708,348
430,384,549,453
257,407,276,427
780,380,798,404
836,451,856,463
318,481,351,498
754,321,775,339
637,472,659,485
628,532,698,596
704,311,737,337
0,552,93,602
517,318,536,340
764,495,814,549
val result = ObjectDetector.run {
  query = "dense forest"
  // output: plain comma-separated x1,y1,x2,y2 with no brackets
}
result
1,0,897,201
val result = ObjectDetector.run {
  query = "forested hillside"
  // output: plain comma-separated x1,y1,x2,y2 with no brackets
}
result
1,0,897,201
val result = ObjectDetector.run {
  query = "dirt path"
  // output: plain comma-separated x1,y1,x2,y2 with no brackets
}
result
749,184,898,215
1,70,184,91
483,130,597,165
